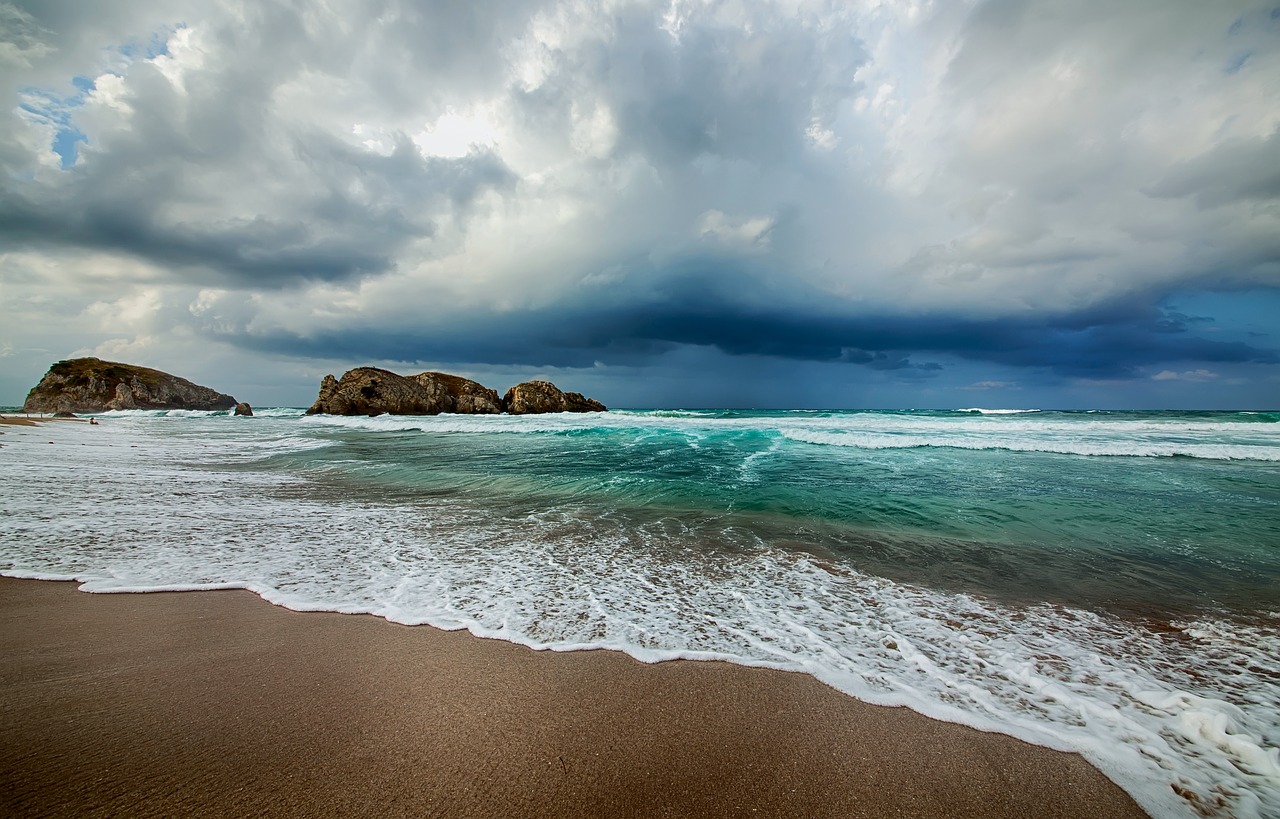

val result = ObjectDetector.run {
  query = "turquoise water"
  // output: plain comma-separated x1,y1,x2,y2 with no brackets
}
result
1,407,1277,817
274,409,1280,616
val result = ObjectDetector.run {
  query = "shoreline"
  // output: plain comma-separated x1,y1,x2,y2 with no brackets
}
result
0,414,90,426
0,577,1148,817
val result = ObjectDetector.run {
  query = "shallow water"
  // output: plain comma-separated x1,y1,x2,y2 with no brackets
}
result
1,407,1277,818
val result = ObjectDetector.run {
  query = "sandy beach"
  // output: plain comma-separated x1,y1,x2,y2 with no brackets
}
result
0,415,89,426
0,577,1147,818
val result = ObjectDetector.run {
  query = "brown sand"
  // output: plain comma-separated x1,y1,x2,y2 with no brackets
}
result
0,416,40,426
0,416,89,426
0,577,1148,818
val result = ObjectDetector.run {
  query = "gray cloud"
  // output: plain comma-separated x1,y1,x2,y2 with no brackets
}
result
1,0,1278,407
1147,130,1280,208
2,2,526,288
0,130,515,286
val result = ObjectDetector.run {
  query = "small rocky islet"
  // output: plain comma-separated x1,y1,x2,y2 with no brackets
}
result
22,358,238,414
21,358,605,417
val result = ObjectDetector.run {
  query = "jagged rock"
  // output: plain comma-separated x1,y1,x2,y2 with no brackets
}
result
501,380,607,414
305,368,501,416
233,402,254,416
563,391,607,412
412,372,503,414
52,410,77,418
314,374,340,409
113,383,138,410
23,358,237,414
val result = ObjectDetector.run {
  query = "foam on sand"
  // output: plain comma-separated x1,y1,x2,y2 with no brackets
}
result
1,576,1150,818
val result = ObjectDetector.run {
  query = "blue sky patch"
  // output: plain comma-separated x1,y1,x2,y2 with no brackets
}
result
17,85,92,169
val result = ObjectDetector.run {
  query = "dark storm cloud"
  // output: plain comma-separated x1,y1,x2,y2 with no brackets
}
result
212,262,1278,379
0,192,392,283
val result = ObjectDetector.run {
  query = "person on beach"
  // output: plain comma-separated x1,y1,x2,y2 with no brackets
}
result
89,418,97,425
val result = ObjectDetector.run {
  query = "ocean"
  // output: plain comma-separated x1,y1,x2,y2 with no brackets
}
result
1,407,1277,817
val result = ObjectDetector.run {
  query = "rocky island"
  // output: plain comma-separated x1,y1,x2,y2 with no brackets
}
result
306,368,605,416
23,358,238,414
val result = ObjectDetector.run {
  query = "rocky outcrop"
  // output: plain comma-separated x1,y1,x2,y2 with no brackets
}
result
23,358,237,414
501,380,607,414
233,402,254,416
305,368,501,416
412,372,504,415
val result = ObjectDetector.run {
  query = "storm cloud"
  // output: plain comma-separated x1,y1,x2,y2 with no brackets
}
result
1,0,1277,408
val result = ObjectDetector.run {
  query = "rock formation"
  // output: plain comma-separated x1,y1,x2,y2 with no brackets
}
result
416,372,504,415
501,380,607,414
305,368,502,416
23,358,237,414
234,402,254,416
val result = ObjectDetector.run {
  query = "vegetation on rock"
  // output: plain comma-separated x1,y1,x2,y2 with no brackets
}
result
23,358,238,414
306,368,502,416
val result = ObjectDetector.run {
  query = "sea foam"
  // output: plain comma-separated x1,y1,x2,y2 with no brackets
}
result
302,408,1280,460
779,427,1280,460
1,412,1277,818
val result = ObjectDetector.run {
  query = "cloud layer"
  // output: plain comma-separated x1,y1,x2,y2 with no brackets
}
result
1,0,1278,407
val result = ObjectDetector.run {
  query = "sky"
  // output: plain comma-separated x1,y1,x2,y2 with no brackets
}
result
1,0,1278,409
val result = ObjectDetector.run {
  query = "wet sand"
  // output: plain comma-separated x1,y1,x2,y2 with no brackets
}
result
0,415,89,426
0,416,41,426
0,577,1148,818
